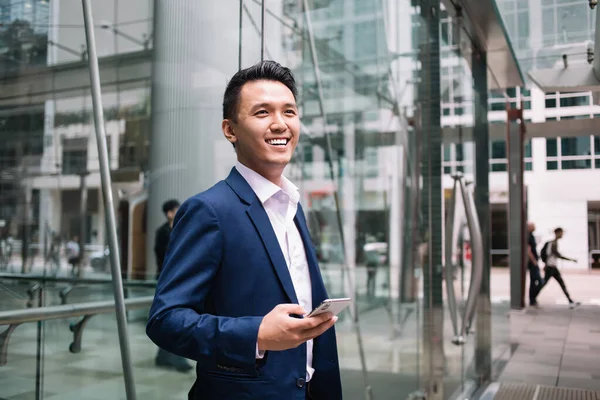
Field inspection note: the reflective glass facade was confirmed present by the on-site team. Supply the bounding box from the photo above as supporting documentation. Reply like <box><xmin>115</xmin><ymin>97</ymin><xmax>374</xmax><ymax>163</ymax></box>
<box><xmin>0</xmin><ymin>1</ymin><xmax>513</xmax><ymax>399</ymax></box>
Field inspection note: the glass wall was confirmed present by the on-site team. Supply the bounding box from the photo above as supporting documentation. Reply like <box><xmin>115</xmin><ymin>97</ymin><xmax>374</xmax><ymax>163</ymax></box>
<box><xmin>0</xmin><ymin>1</ymin><xmax>505</xmax><ymax>399</ymax></box>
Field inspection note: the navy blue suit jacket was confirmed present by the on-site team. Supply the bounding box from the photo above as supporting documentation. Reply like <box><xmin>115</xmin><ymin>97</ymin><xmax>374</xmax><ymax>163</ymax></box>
<box><xmin>147</xmin><ymin>168</ymin><xmax>342</xmax><ymax>400</ymax></box>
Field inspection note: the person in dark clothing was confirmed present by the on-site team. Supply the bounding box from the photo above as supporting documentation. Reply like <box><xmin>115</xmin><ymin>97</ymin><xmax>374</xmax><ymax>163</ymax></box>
<box><xmin>154</xmin><ymin>199</ymin><xmax>193</xmax><ymax>372</ymax></box>
<box><xmin>527</xmin><ymin>222</ymin><xmax>544</xmax><ymax>307</ymax></box>
<box><xmin>154</xmin><ymin>199</ymin><xmax>180</xmax><ymax>279</ymax></box>
<box><xmin>542</xmin><ymin>227</ymin><xmax>581</xmax><ymax>309</ymax></box>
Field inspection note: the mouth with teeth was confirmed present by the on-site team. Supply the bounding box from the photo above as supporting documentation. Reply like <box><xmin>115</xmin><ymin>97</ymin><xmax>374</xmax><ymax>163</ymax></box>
<box><xmin>265</xmin><ymin>138</ymin><xmax>290</xmax><ymax>147</ymax></box>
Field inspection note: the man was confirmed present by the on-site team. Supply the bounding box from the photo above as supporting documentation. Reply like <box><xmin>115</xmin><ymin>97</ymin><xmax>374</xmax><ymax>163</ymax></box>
<box><xmin>542</xmin><ymin>227</ymin><xmax>580</xmax><ymax>309</ymax></box>
<box><xmin>147</xmin><ymin>61</ymin><xmax>342</xmax><ymax>399</ymax></box>
<box><xmin>65</xmin><ymin>235</ymin><xmax>80</xmax><ymax>277</ymax></box>
<box><xmin>154</xmin><ymin>199</ymin><xmax>180</xmax><ymax>279</ymax></box>
<box><xmin>153</xmin><ymin>199</ymin><xmax>193</xmax><ymax>372</ymax></box>
<box><xmin>527</xmin><ymin>222</ymin><xmax>543</xmax><ymax>307</ymax></box>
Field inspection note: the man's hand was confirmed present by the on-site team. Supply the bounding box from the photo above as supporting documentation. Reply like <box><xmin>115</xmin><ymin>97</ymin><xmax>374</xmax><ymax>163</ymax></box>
<box><xmin>257</xmin><ymin>304</ymin><xmax>337</xmax><ymax>351</ymax></box>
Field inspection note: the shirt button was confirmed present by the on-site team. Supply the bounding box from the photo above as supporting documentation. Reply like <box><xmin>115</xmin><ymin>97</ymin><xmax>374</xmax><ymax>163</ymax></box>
<box><xmin>296</xmin><ymin>377</ymin><xmax>305</xmax><ymax>388</ymax></box>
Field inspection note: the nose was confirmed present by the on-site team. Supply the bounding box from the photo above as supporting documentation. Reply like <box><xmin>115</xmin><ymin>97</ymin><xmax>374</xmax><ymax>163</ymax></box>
<box><xmin>270</xmin><ymin>113</ymin><xmax>287</xmax><ymax>133</ymax></box>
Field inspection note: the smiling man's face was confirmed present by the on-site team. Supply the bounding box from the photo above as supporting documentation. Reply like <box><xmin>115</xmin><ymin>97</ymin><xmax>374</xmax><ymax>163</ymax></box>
<box><xmin>222</xmin><ymin>80</ymin><xmax>300</xmax><ymax>186</ymax></box>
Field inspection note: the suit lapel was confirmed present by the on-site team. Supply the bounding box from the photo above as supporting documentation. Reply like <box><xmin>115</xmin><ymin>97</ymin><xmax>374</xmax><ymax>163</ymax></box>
<box><xmin>225</xmin><ymin>168</ymin><xmax>299</xmax><ymax>304</ymax></box>
<box><xmin>294</xmin><ymin>204</ymin><xmax>328</xmax><ymax>305</ymax></box>
<box><xmin>246</xmin><ymin>203</ymin><xmax>299</xmax><ymax>304</ymax></box>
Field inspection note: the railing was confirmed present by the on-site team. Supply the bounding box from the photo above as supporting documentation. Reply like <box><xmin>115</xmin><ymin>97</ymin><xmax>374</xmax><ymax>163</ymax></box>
<box><xmin>0</xmin><ymin>273</ymin><xmax>157</xmax><ymax>306</ymax></box>
<box><xmin>0</xmin><ymin>296</ymin><xmax>153</xmax><ymax>366</ymax></box>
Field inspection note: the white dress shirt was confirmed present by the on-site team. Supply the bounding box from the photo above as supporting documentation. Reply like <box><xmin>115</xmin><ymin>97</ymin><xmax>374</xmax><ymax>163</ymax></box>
<box><xmin>235</xmin><ymin>162</ymin><xmax>314</xmax><ymax>381</ymax></box>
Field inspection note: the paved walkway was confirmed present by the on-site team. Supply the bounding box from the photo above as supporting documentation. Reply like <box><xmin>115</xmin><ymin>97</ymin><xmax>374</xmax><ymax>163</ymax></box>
<box><xmin>498</xmin><ymin>303</ymin><xmax>600</xmax><ymax>392</ymax></box>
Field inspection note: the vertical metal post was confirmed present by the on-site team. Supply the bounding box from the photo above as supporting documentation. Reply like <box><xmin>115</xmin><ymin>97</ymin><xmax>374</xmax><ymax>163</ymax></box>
<box><xmin>473</xmin><ymin>48</ymin><xmax>492</xmax><ymax>381</ymax></box>
<box><xmin>238</xmin><ymin>0</ymin><xmax>244</xmax><ymax>70</ymax></box>
<box><xmin>418</xmin><ymin>0</ymin><xmax>444</xmax><ymax>398</ymax></box>
<box><xmin>81</xmin><ymin>1</ymin><xmax>137</xmax><ymax>399</ymax></box>
<box><xmin>260</xmin><ymin>0</ymin><xmax>266</xmax><ymax>61</ymax></box>
<box><xmin>444</xmin><ymin>178</ymin><xmax>460</xmax><ymax>340</ymax></box>
<box><xmin>79</xmin><ymin>170</ymin><xmax>88</xmax><ymax>277</ymax></box>
<box><xmin>34</xmin><ymin>286</ymin><xmax>44</xmax><ymax>400</ymax></box>
<box><xmin>507</xmin><ymin>106</ymin><xmax>525</xmax><ymax>310</ymax></box>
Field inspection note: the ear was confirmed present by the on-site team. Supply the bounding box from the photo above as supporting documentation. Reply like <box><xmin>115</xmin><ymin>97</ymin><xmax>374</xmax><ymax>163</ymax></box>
<box><xmin>222</xmin><ymin>119</ymin><xmax>237</xmax><ymax>145</ymax></box>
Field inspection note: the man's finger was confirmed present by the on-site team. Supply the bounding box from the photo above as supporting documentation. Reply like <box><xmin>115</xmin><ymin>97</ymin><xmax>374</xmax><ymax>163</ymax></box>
<box><xmin>298</xmin><ymin>312</ymin><xmax>334</xmax><ymax>330</ymax></box>
<box><xmin>302</xmin><ymin>316</ymin><xmax>337</xmax><ymax>340</ymax></box>
<box><xmin>276</xmin><ymin>303</ymin><xmax>307</xmax><ymax>315</ymax></box>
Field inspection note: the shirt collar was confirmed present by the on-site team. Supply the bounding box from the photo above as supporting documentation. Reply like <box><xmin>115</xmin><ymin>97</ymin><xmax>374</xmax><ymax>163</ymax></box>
<box><xmin>235</xmin><ymin>161</ymin><xmax>299</xmax><ymax>205</ymax></box>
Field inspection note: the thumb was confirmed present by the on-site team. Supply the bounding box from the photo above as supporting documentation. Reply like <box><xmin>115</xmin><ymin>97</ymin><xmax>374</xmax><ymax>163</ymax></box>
<box><xmin>277</xmin><ymin>303</ymin><xmax>307</xmax><ymax>315</ymax></box>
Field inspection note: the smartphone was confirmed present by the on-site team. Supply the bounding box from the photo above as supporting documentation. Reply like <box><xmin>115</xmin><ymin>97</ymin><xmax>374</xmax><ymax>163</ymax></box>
<box><xmin>306</xmin><ymin>298</ymin><xmax>352</xmax><ymax>318</ymax></box>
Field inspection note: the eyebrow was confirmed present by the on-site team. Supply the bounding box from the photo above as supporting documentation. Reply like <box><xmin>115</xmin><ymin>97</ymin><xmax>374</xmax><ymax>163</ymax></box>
<box><xmin>250</xmin><ymin>102</ymin><xmax>297</xmax><ymax>111</ymax></box>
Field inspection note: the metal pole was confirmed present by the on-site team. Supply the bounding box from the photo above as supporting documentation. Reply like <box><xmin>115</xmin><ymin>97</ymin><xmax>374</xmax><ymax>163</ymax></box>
<box><xmin>507</xmin><ymin>106</ymin><xmax>525</xmax><ymax>311</ymax></box>
<box><xmin>260</xmin><ymin>0</ymin><xmax>266</xmax><ymax>61</ymax></box>
<box><xmin>473</xmin><ymin>47</ymin><xmax>492</xmax><ymax>382</ymax></box>
<box><xmin>81</xmin><ymin>1</ymin><xmax>137</xmax><ymax>398</ymax></box>
<box><xmin>238</xmin><ymin>0</ymin><xmax>244</xmax><ymax>70</ymax></box>
<box><xmin>458</xmin><ymin>179</ymin><xmax>483</xmax><ymax>335</ymax></box>
<box><xmin>444</xmin><ymin>178</ymin><xmax>460</xmax><ymax>341</ymax></box>
<box><xmin>79</xmin><ymin>171</ymin><xmax>88</xmax><ymax>278</ymax></box>
<box><xmin>34</xmin><ymin>286</ymin><xmax>44</xmax><ymax>400</ymax></box>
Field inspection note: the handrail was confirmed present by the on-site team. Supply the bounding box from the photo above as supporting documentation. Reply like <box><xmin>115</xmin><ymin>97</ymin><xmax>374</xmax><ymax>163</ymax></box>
<box><xmin>444</xmin><ymin>178</ymin><xmax>460</xmax><ymax>340</ymax></box>
<box><xmin>444</xmin><ymin>175</ymin><xmax>484</xmax><ymax>345</ymax></box>
<box><xmin>459</xmin><ymin>178</ymin><xmax>484</xmax><ymax>338</ymax></box>
<box><xmin>0</xmin><ymin>273</ymin><xmax>157</xmax><ymax>288</ymax></box>
<box><xmin>0</xmin><ymin>296</ymin><xmax>153</xmax><ymax>366</ymax></box>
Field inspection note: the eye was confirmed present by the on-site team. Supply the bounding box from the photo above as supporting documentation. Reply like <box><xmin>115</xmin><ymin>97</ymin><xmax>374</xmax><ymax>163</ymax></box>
<box><xmin>285</xmin><ymin>109</ymin><xmax>297</xmax><ymax>115</ymax></box>
<box><xmin>255</xmin><ymin>110</ymin><xmax>268</xmax><ymax>116</ymax></box>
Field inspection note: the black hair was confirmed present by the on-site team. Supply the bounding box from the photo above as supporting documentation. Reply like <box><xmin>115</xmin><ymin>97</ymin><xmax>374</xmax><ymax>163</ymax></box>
<box><xmin>555</xmin><ymin>227</ymin><xmax>564</xmax><ymax>234</ymax></box>
<box><xmin>162</xmin><ymin>199</ymin><xmax>180</xmax><ymax>215</ymax></box>
<box><xmin>222</xmin><ymin>60</ymin><xmax>298</xmax><ymax>121</ymax></box>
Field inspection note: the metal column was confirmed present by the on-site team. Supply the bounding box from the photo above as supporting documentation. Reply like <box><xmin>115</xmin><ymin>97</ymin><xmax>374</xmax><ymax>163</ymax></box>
<box><xmin>81</xmin><ymin>1</ymin><xmax>137</xmax><ymax>398</ymax></box>
<box><xmin>507</xmin><ymin>106</ymin><xmax>526</xmax><ymax>310</ymax></box>
<box><xmin>418</xmin><ymin>0</ymin><xmax>444</xmax><ymax>398</ymax></box>
<box><xmin>473</xmin><ymin>48</ymin><xmax>492</xmax><ymax>381</ymax></box>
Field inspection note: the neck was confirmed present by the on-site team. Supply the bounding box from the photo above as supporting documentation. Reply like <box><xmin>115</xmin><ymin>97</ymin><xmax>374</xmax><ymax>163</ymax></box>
<box><xmin>238</xmin><ymin>160</ymin><xmax>285</xmax><ymax>187</ymax></box>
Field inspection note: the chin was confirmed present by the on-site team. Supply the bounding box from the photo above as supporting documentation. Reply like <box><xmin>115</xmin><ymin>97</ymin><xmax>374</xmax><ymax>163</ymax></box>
<box><xmin>266</xmin><ymin>155</ymin><xmax>293</xmax><ymax>167</ymax></box>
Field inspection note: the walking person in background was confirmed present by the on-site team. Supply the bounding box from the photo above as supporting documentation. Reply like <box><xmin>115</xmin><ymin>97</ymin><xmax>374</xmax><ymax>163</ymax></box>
<box><xmin>65</xmin><ymin>235</ymin><xmax>80</xmax><ymax>277</ymax></box>
<box><xmin>540</xmin><ymin>227</ymin><xmax>581</xmax><ymax>309</ymax></box>
<box><xmin>153</xmin><ymin>199</ymin><xmax>193</xmax><ymax>372</ymax></box>
<box><xmin>527</xmin><ymin>222</ymin><xmax>544</xmax><ymax>308</ymax></box>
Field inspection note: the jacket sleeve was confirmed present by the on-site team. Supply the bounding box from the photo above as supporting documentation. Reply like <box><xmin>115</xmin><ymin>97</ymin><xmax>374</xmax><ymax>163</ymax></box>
<box><xmin>146</xmin><ymin>196</ymin><xmax>263</xmax><ymax>374</ymax></box>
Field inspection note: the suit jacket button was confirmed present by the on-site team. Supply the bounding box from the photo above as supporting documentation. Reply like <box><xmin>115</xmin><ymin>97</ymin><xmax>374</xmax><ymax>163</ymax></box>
<box><xmin>296</xmin><ymin>378</ymin><xmax>305</xmax><ymax>388</ymax></box>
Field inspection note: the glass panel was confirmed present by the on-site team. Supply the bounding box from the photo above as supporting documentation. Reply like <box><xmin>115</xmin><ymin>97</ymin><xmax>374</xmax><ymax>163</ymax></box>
<box><xmin>562</xmin><ymin>159</ymin><xmax>592</xmax><ymax>169</ymax></box>
<box><xmin>0</xmin><ymin>0</ymin><xmax>513</xmax><ymax>398</ymax></box>
<box><xmin>545</xmin><ymin>97</ymin><xmax>557</xmax><ymax>108</ymax></box>
<box><xmin>547</xmin><ymin>161</ymin><xmax>559</xmax><ymax>170</ymax></box>
<box><xmin>444</xmin><ymin>144</ymin><xmax>452</xmax><ymax>161</ymax></box>
<box><xmin>490</xmin><ymin>140</ymin><xmax>507</xmax><ymax>159</ymax></box>
<box><xmin>546</xmin><ymin>138</ymin><xmax>558</xmax><ymax>157</ymax></box>
<box><xmin>559</xmin><ymin>95</ymin><xmax>590</xmax><ymax>107</ymax></box>
<box><xmin>491</xmin><ymin>163</ymin><xmax>508</xmax><ymax>172</ymax></box>
<box><xmin>595</xmin><ymin>136</ymin><xmax>600</xmax><ymax>155</ymax></box>
<box><xmin>490</xmin><ymin>102</ymin><xmax>505</xmax><ymax>111</ymax></box>
<box><xmin>561</xmin><ymin>137</ymin><xmax>591</xmax><ymax>156</ymax></box>
<box><xmin>271</xmin><ymin>0</ymin><xmax>422</xmax><ymax>398</ymax></box>
<box><xmin>525</xmin><ymin>140</ymin><xmax>532</xmax><ymax>158</ymax></box>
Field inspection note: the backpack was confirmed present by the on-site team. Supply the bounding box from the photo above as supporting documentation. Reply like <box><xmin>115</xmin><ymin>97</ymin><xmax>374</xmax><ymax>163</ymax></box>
<box><xmin>540</xmin><ymin>241</ymin><xmax>551</xmax><ymax>263</ymax></box>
